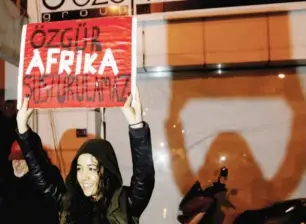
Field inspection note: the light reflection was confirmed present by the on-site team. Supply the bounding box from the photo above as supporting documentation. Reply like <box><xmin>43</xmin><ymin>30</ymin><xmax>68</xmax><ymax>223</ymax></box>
<box><xmin>171</xmin><ymin>148</ymin><xmax>186</xmax><ymax>159</ymax></box>
<box><xmin>162</xmin><ymin>208</ymin><xmax>167</xmax><ymax>219</ymax></box>
<box><xmin>285</xmin><ymin>206</ymin><xmax>294</xmax><ymax>213</ymax></box>
<box><xmin>160</xmin><ymin>142</ymin><xmax>164</xmax><ymax>147</ymax></box>
<box><xmin>154</xmin><ymin>150</ymin><xmax>169</xmax><ymax>169</ymax></box>
<box><xmin>157</xmin><ymin>152</ymin><xmax>167</xmax><ymax>163</ymax></box>
<box><xmin>154</xmin><ymin>66</ymin><xmax>165</xmax><ymax>72</ymax></box>
<box><xmin>108</xmin><ymin>6</ymin><xmax>119</xmax><ymax>12</ymax></box>
<box><xmin>278</xmin><ymin>73</ymin><xmax>285</xmax><ymax>79</ymax></box>
<box><xmin>182</xmin><ymin>130</ymin><xmax>185</xmax><ymax>133</ymax></box>
<box><xmin>173</xmin><ymin>125</ymin><xmax>176</xmax><ymax>128</ymax></box>
<box><xmin>219</xmin><ymin>155</ymin><xmax>226</xmax><ymax>162</ymax></box>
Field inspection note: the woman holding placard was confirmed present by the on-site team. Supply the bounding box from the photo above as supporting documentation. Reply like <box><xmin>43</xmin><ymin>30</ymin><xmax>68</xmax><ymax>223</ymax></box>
<box><xmin>16</xmin><ymin>89</ymin><xmax>155</xmax><ymax>224</ymax></box>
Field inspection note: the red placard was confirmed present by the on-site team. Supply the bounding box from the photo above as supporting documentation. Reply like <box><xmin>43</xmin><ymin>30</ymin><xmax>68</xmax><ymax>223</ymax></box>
<box><xmin>17</xmin><ymin>16</ymin><xmax>137</xmax><ymax>109</ymax></box>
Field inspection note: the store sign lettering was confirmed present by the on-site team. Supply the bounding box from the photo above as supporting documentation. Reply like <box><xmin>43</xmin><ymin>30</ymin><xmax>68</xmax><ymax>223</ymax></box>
<box><xmin>42</xmin><ymin>0</ymin><xmax>125</xmax><ymax>11</ymax></box>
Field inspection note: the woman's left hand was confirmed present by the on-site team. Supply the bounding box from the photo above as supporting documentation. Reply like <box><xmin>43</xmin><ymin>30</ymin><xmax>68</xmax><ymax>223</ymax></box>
<box><xmin>17</xmin><ymin>96</ymin><xmax>34</xmax><ymax>134</ymax></box>
<box><xmin>121</xmin><ymin>87</ymin><xmax>143</xmax><ymax>129</ymax></box>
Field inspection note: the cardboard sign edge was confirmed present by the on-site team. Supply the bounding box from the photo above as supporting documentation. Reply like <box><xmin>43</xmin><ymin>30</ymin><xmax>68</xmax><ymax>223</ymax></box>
<box><xmin>131</xmin><ymin>16</ymin><xmax>138</xmax><ymax>107</ymax></box>
<box><xmin>17</xmin><ymin>24</ymin><xmax>28</xmax><ymax>110</ymax></box>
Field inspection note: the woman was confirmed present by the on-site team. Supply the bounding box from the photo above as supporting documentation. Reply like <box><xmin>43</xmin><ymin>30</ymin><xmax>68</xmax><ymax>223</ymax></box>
<box><xmin>16</xmin><ymin>90</ymin><xmax>155</xmax><ymax>224</ymax></box>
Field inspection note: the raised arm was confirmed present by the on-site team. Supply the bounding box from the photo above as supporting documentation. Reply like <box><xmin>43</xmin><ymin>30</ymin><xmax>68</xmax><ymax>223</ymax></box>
<box><xmin>120</xmin><ymin>88</ymin><xmax>155</xmax><ymax>217</ymax></box>
<box><xmin>128</xmin><ymin>122</ymin><xmax>155</xmax><ymax>217</ymax></box>
<box><xmin>16</xmin><ymin>96</ymin><xmax>66</xmax><ymax>210</ymax></box>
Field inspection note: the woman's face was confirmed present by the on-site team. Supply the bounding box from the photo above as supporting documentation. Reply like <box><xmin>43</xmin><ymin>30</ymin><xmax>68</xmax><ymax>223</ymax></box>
<box><xmin>77</xmin><ymin>153</ymin><xmax>103</xmax><ymax>198</ymax></box>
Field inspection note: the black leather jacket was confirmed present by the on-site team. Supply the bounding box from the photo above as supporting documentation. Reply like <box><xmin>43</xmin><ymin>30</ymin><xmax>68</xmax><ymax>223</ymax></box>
<box><xmin>17</xmin><ymin>129</ymin><xmax>66</xmax><ymax>211</ymax></box>
<box><xmin>17</xmin><ymin>122</ymin><xmax>155</xmax><ymax>221</ymax></box>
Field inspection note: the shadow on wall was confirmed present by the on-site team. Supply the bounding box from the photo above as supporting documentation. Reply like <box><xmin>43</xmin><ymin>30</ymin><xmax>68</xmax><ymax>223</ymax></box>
<box><xmin>46</xmin><ymin>129</ymin><xmax>96</xmax><ymax>178</ymax></box>
<box><xmin>165</xmin><ymin>71</ymin><xmax>306</xmax><ymax>224</ymax></box>
<box><xmin>165</xmin><ymin>11</ymin><xmax>306</xmax><ymax>224</ymax></box>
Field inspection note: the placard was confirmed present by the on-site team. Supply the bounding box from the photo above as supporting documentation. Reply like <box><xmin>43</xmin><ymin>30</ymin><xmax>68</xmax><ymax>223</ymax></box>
<box><xmin>17</xmin><ymin>16</ymin><xmax>137</xmax><ymax>109</ymax></box>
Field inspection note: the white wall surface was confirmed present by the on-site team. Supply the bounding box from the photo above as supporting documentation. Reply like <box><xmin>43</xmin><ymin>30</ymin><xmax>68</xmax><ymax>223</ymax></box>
<box><xmin>4</xmin><ymin>61</ymin><xmax>18</xmax><ymax>100</ymax></box>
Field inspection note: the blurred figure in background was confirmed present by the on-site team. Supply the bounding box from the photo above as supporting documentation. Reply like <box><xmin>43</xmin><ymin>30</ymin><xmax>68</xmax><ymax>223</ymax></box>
<box><xmin>1</xmin><ymin>140</ymin><xmax>64</xmax><ymax>224</ymax></box>
<box><xmin>0</xmin><ymin>100</ymin><xmax>18</xmax><ymax>217</ymax></box>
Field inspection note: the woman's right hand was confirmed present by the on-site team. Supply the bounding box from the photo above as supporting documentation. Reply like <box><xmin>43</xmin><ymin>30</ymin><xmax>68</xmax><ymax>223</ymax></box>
<box><xmin>121</xmin><ymin>87</ymin><xmax>143</xmax><ymax>129</ymax></box>
<box><xmin>17</xmin><ymin>96</ymin><xmax>34</xmax><ymax>134</ymax></box>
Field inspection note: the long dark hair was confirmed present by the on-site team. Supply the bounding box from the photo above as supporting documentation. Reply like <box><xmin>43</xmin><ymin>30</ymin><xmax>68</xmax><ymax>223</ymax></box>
<box><xmin>63</xmin><ymin>159</ymin><xmax>116</xmax><ymax>222</ymax></box>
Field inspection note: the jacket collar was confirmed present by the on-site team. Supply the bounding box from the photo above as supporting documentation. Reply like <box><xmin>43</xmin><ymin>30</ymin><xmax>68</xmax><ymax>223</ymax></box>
<box><xmin>107</xmin><ymin>187</ymin><xmax>122</xmax><ymax>216</ymax></box>
<box><xmin>106</xmin><ymin>187</ymin><xmax>130</xmax><ymax>224</ymax></box>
